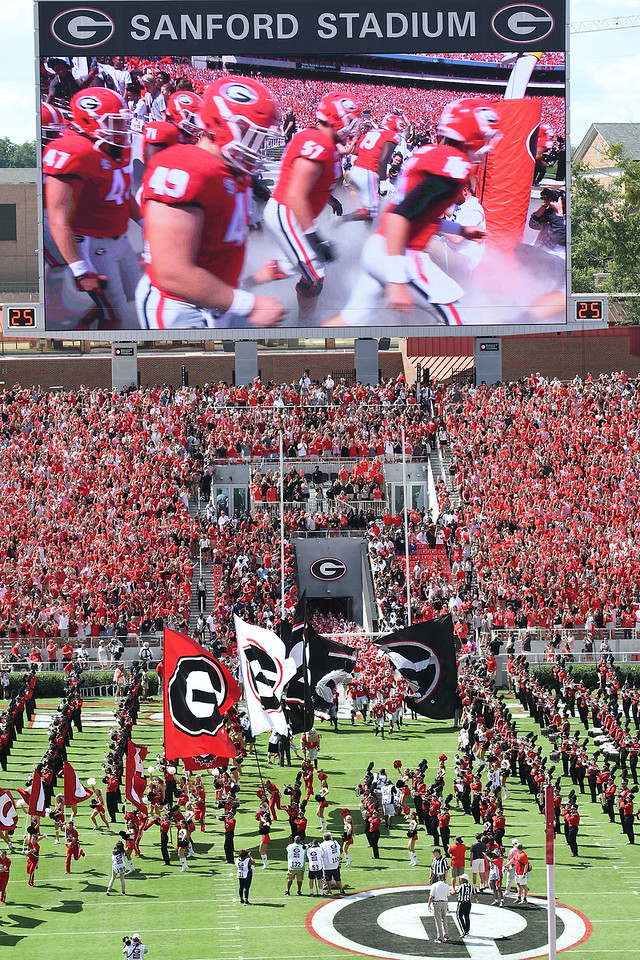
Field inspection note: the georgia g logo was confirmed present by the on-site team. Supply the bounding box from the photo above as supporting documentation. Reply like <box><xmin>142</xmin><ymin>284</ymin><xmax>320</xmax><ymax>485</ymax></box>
<box><xmin>167</xmin><ymin>656</ymin><xmax>228</xmax><ymax>737</ymax></box>
<box><xmin>243</xmin><ymin>642</ymin><xmax>283</xmax><ymax>712</ymax></box>
<box><xmin>50</xmin><ymin>8</ymin><xmax>115</xmax><ymax>48</ymax></box>
<box><xmin>491</xmin><ymin>4</ymin><xmax>554</xmax><ymax>44</ymax></box>
<box><xmin>310</xmin><ymin>558</ymin><xmax>347</xmax><ymax>582</ymax></box>
<box><xmin>220</xmin><ymin>82</ymin><xmax>259</xmax><ymax>105</ymax></box>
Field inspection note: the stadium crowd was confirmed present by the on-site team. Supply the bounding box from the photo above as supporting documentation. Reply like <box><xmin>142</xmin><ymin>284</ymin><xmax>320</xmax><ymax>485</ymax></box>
<box><xmin>42</xmin><ymin>55</ymin><xmax>565</xmax><ymax>148</ymax></box>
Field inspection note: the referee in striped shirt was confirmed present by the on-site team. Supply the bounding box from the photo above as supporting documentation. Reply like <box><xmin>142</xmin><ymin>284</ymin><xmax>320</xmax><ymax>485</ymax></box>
<box><xmin>429</xmin><ymin>848</ymin><xmax>450</xmax><ymax>884</ymax></box>
<box><xmin>455</xmin><ymin>874</ymin><xmax>479</xmax><ymax>937</ymax></box>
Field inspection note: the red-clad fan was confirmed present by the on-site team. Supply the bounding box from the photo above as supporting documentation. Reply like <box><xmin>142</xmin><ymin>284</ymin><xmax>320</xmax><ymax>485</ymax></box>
<box><xmin>254</xmin><ymin>90</ymin><xmax>361</xmax><ymax>311</ymax></box>
<box><xmin>142</xmin><ymin>90</ymin><xmax>203</xmax><ymax>163</ymax></box>
<box><xmin>328</xmin><ymin>98</ymin><xmax>500</xmax><ymax>327</ymax></box>
<box><xmin>43</xmin><ymin>87</ymin><xmax>142</xmax><ymax>327</ymax></box>
<box><xmin>346</xmin><ymin>113</ymin><xmax>405</xmax><ymax>222</ymax></box>
<box><xmin>137</xmin><ymin>76</ymin><xmax>285</xmax><ymax>331</ymax></box>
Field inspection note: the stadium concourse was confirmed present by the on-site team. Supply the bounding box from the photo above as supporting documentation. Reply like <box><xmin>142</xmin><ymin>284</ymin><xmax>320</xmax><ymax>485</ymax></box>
<box><xmin>0</xmin><ymin>372</ymin><xmax>638</xmax><ymax>959</ymax></box>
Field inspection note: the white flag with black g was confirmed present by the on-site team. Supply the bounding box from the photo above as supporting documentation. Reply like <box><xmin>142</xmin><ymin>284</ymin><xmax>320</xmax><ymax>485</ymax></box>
<box><xmin>234</xmin><ymin>615</ymin><xmax>297</xmax><ymax>736</ymax></box>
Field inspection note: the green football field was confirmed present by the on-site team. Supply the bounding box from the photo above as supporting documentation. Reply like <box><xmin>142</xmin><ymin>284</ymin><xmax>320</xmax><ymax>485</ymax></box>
<box><xmin>1</xmin><ymin>695</ymin><xmax>634</xmax><ymax>960</ymax></box>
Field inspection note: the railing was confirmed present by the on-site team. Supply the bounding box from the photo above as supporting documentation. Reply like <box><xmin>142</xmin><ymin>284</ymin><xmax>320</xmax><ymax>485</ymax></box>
<box><xmin>252</xmin><ymin>499</ymin><xmax>385</xmax><ymax>519</ymax></box>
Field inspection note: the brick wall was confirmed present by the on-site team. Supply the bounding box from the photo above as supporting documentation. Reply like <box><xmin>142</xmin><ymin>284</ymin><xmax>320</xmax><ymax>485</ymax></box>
<box><xmin>0</xmin><ymin>350</ymin><xmax>404</xmax><ymax>391</ymax></box>
<box><xmin>502</xmin><ymin>329</ymin><xmax>640</xmax><ymax>381</ymax></box>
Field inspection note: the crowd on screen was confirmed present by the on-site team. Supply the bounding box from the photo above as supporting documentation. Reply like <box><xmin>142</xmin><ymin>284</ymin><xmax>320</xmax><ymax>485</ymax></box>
<box><xmin>41</xmin><ymin>55</ymin><xmax>565</xmax><ymax>149</ymax></box>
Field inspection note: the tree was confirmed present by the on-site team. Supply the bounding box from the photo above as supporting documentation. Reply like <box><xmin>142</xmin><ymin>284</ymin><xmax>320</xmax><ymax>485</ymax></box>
<box><xmin>571</xmin><ymin>146</ymin><xmax>640</xmax><ymax>323</ymax></box>
<box><xmin>0</xmin><ymin>138</ymin><xmax>37</xmax><ymax>168</ymax></box>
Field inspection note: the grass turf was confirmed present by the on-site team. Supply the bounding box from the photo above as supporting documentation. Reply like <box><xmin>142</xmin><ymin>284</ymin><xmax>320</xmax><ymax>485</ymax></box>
<box><xmin>1</xmin><ymin>695</ymin><xmax>635</xmax><ymax>959</ymax></box>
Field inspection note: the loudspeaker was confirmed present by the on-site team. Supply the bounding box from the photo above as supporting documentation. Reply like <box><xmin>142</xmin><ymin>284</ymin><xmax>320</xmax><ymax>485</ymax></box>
<box><xmin>222</xmin><ymin>340</ymin><xmax>234</xmax><ymax>352</ymax></box>
<box><xmin>378</xmin><ymin>337</ymin><xmax>391</xmax><ymax>350</ymax></box>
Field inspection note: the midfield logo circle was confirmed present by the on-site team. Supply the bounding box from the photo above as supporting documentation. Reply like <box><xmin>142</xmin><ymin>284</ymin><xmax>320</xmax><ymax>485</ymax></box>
<box><xmin>307</xmin><ymin>886</ymin><xmax>591</xmax><ymax>960</ymax></box>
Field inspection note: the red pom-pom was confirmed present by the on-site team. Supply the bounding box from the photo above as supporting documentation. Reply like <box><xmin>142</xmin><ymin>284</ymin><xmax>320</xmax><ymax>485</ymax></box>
<box><xmin>341</xmin><ymin>808</ymin><xmax>351</xmax><ymax>817</ymax></box>
<box><xmin>256</xmin><ymin>789</ymin><xmax>265</xmax><ymax>799</ymax></box>
<box><xmin>393</xmin><ymin>759</ymin><xmax>402</xmax><ymax>769</ymax></box>
<box><xmin>439</xmin><ymin>754</ymin><xmax>448</xmax><ymax>762</ymax></box>
<box><xmin>403</xmin><ymin>805</ymin><xmax>410</xmax><ymax>815</ymax></box>
<box><xmin>318</xmin><ymin>771</ymin><xmax>328</xmax><ymax>781</ymax></box>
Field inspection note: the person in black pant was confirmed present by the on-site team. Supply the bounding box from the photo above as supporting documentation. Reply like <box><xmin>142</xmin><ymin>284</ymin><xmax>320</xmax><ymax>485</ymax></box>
<box><xmin>157</xmin><ymin>813</ymin><xmax>171</xmax><ymax>865</ymax></box>
<box><xmin>367</xmin><ymin>811</ymin><xmax>381</xmax><ymax>859</ymax></box>
<box><xmin>236</xmin><ymin>849</ymin><xmax>254</xmax><ymax>904</ymax></box>
<box><xmin>223</xmin><ymin>810</ymin><xmax>236</xmax><ymax>864</ymax></box>
<box><xmin>455</xmin><ymin>875</ymin><xmax>478</xmax><ymax>938</ymax></box>
<box><xmin>278</xmin><ymin>732</ymin><xmax>292</xmax><ymax>767</ymax></box>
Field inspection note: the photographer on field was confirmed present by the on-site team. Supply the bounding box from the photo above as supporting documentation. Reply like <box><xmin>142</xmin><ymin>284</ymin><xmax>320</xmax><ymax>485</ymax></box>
<box><xmin>123</xmin><ymin>933</ymin><xmax>147</xmax><ymax>958</ymax></box>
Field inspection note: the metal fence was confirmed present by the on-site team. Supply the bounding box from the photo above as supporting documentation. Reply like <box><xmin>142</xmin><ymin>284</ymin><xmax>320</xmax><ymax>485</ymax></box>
<box><xmin>253</xmin><ymin>499</ymin><xmax>385</xmax><ymax>519</ymax></box>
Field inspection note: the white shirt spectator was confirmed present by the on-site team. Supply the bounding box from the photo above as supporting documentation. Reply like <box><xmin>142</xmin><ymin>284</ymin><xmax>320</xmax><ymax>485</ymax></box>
<box><xmin>320</xmin><ymin>837</ymin><xmax>341</xmax><ymax>870</ymax></box>
<box><xmin>286</xmin><ymin>841</ymin><xmax>306</xmax><ymax>870</ymax></box>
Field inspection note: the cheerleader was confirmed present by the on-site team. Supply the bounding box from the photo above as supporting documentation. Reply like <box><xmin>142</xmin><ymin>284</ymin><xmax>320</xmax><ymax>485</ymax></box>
<box><xmin>183</xmin><ymin>809</ymin><xmax>196</xmax><ymax>857</ymax></box>
<box><xmin>176</xmin><ymin>820</ymin><xmax>190</xmax><ymax>872</ymax></box>
<box><xmin>407</xmin><ymin>811</ymin><xmax>419</xmax><ymax>866</ymax></box>
<box><xmin>26</xmin><ymin>824</ymin><xmax>42</xmax><ymax>887</ymax></box>
<box><xmin>342</xmin><ymin>811</ymin><xmax>354</xmax><ymax>866</ymax></box>
<box><xmin>316</xmin><ymin>786</ymin><xmax>330</xmax><ymax>832</ymax></box>
<box><xmin>90</xmin><ymin>787</ymin><xmax>110</xmax><ymax>830</ymax></box>
<box><xmin>258</xmin><ymin>810</ymin><xmax>271</xmax><ymax>868</ymax></box>
<box><xmin>123</xmin><ymin>820</ymin><xmax>137</xmax><ymax>872</ymax></box>
<box><xmin>51</xmin><ymin>793</ymin><xmax>65</xmax><ymax>843</ymax></box>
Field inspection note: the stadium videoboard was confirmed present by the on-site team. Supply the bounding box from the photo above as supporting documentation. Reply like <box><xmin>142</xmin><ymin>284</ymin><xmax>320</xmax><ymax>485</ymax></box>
<box><xmin>35</xmin><ymin>0</ymin><xmax>568</xmax><ymax>340</ymax></box>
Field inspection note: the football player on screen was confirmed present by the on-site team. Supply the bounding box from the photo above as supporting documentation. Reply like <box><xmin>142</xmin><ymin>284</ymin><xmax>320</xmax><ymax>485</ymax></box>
<box><xmin>326</xmin><ymin>98</ymin><xmax>500</xmax><ymax>327</ymax></box>
<box><xmin>343</xmin><ymin>113</ymin><xmax>406</xmax><ymax>223</ymax></box>
<box><xmin>43</xmin><ymin>87</ymin><xmax>143</xmax><ymax>329</ymax></box>
<box><xmin>251</xmin><ymin>91</ymin><xmax>362</xmax><ymax>316</ymax></box>
<box><xmin>135</xmin><ymin>76</ymin><xmax>286</xmax><ymax>330</ymax></box>
<box><xmin>142</xmin><ymin>90</ymin><xmax>203</xmax><ymax>164</ymax></box>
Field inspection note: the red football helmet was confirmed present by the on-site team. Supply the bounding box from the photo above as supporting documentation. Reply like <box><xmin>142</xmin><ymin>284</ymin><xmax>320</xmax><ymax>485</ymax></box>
<box><xmin>41</xmin><ymin>102</ymin><xmax>67</xmax><ymax>144</ymax></box>
<box><xmin>166</xmin><ymin>91</ymin><xmax>203</xmax><ymax>139</ymax></box>
<box><xmin>381</xmin><ymin>113</ymin><xmax>407</xmax><ymax>135</ymax></box>
<box><xmin>316</xmin><ymin>91</ymin><xmax>362</xmax><ymax>143</ymax></box>
<box><xmin>437</xmin><ymin>98</ymin><xmax>501</xmax><ymax>162</ymax></box>
<box><xmin>70</xmin><ymin>88</ymin><xmax>132</xmax><ymax>148</ymax></box>
<box><xmin>200</xmin><ymin>76</ymin><xmax>280</xmax><ymax>174</ymax></box>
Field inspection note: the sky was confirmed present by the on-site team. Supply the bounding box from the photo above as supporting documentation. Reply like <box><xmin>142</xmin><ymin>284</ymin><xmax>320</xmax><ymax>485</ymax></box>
<box><xmin>0</xmin><ymin>0</ymin><xmax>638</xmax><ymax>146</ymax></box>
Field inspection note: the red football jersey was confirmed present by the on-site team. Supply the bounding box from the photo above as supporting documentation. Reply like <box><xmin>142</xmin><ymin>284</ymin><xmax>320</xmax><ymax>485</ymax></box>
<box><xmin>353</xmin><ymin>128</ymin><xmax>399</xmax><ymax>173</ymax></box>
<box><xmin>141</xmin><ymin>143</ymin><xmax>251</xmax><ymax>293</ymax></box>
<box><xmin>272</xmin><ymin>127</ymin><xmax>341</xmax><ymax>219</ymax></box>
<box><xmin>143</xmin><ymin>120</ymin><xmax>180</xmax><ymax>149</ymax></box>
<box><xmin>42</xmin><ymin>131</ymin><xmax>131</xmax><ymax>238</ymax></box>
<box><xmin>379</xmin><ymin>143</ymin><xmax>472</xmax><ymax>251</ymax></box>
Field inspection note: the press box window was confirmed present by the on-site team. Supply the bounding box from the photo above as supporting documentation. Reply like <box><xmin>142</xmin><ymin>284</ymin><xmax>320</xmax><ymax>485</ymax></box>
<box><xmin>0</xmin><ymin>205</ymin><xmax>17</xmax><ymax>242</ymax></box>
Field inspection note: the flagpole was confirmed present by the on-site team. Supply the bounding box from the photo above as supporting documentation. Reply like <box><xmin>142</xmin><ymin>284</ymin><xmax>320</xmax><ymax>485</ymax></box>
<box><xmin>279</xmin><ymin>432</ymin><xmax>286</xmax><ymax>618</ymax></box>
<box><xmin>545</xmin><ymin>783</ymin><xmax>557</xmax><ymax>960</ymax></box>
<box><xmin>401</xmin><ymin>423</ymin><xmax>412</xmax><ymax>627</ymax></box>
<box><xmin>253</xmin><ymin>739</ymin><xmax>267</xmax><ymax>796</ymax></box>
